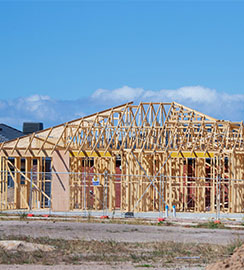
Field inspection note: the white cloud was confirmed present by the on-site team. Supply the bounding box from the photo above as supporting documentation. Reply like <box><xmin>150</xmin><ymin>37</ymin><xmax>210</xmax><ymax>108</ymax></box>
<box><xmin>91</xmin><ymin>85</ymin><xmax>244</xmax><ymax>121</ymax></box>
<box><xmin>92</xmin><ymin>85</ymin><xmax>220</xmax><ymax>104</ymax></box>
<box><xmin>91</xmin><ymin>86</ymin><xmax>144</xmax><ymax>103</ymax></box>
<box><xmin>0</xmin><ymin>86</ymin><xmax>243</xmax><ymax>130</ymax></box>
<box><xmin>0</xmin><ymin>95</ymin><xmax>85</xmax><ymax>129</ymax></box>
<box><xmin>0</xmin><ymin>101</ymin><xmax>6</xmax><ymax>110</ymax></box>
<box><xmin>26</xmin><ymin>95</ymin><xmax>50</xmax><ymax>102</ymax></box>
<box><xmin>163</xmin><ymin>86</ymin><xmax>218</xmax><ymax>103</ymax></box>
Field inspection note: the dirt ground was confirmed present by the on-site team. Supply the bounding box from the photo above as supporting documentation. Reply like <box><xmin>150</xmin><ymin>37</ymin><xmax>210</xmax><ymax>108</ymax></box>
<box><xmin>0</xmin><ymin>219</ymin><xmax>243</xmax><ymax>270</ymax></box>
<box><xmin>0</xmin><ymin>264</ymin><xmax>206</xmax><ymax>270</ymax></box>
<box><xmin>0</xmin><ymin>220</ymin><xmax>244</xmax><ymax>244</ymax></box>
<box><xmin>206</xmin><ymin>243</ymin><xmax>244</xmax><ymax>270</ymax></box>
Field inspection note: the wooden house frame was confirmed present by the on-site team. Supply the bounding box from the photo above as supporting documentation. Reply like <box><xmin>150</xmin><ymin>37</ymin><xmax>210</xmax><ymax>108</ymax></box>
<box><xmin>0</xmin><ymin>101</ymin><xmax>243</xmax><ymax>213</ymax></box>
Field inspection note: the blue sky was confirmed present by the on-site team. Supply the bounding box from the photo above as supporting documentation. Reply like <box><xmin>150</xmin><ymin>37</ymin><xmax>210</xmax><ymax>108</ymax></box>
<box><xmin>0</xmin><ymin>1</ymin><xmax>244</xmax><ymax>129</ymax></box>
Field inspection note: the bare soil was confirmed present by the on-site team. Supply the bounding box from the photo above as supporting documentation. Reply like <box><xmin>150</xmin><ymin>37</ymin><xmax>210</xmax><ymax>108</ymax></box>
<box><xmin>0</xmin><ymin>219</ymin><xmax>242</xmax><ymax>269</ymax></box>
<box><xmin>0</xmin><ymin>264</ymin><xmax>206</xmax><ymax>270</ymax></box>
<box><xmin>0</xmin><ymin>220</ymin><xmax>243</xmax><ymax>244</ymax></box>
<box><xmin>206</xmin><ymin>243</ymin><xmax>244</xmax><ymax>270</ymax></box>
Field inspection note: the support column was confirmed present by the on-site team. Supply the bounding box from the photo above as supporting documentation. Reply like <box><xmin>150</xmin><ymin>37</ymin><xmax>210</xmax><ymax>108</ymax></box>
<box><xmin>14</xmin><ymin>157</ymin><xmax>21</xmax><ymax>208</ymax></box>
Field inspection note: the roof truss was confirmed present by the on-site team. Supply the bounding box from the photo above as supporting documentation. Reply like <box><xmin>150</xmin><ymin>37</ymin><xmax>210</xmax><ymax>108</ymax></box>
<box><xmin>0</xmin><ymin>101</ymin><xmax>243</xmax><ymax>157</ymax></box>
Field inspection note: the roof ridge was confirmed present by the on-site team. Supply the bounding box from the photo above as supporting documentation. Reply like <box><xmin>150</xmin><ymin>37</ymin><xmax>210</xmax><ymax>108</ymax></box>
<box><xmin>0</xmin><ymin>123</ymin><xmax>23</xmax><ymax>133</ymax></box>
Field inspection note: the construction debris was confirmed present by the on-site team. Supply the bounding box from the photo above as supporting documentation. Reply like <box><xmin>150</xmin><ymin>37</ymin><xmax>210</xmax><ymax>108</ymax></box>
<box><xmin>0</xmin><ymin>240</ymin><xmax>55</xmax><ymax>252</ymax></box>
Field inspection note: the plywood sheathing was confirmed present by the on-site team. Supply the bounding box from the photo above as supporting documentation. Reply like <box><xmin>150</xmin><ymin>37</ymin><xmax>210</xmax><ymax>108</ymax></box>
<box><xmin>52</xmin><ymin>150</ymin><xmax>70</xmax><ymax>211</ymax></box>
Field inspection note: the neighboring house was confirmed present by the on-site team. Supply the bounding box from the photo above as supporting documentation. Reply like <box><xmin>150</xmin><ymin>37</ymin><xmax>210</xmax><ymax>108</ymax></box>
<box><xmin>0</xmin><ymin>123</ymin><xmax>44</xmax><ymax>199</ymax></box>
<box><xmin>0</xmin><ymin>124</ymin><xmax>24</xmax><ymax>143</ymax></box>
<box><xmin>0</xmin><ymin>124</ymin><xmax>24</xmax><ymax>191</ymax></box>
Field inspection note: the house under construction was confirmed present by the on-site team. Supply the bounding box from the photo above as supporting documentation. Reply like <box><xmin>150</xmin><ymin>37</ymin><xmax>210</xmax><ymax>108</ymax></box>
<box><xmin>0</xmin><ymin>102</ymin><xmax>243</xmax><ymax>213</ymax></box>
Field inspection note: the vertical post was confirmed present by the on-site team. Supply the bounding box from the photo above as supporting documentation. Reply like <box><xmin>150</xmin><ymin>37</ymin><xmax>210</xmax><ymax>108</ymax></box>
<box><xmin>162</xmin><ymin>174</ymin><xmax>165</xmax><ymax>213</ymax></box>
<box><xmin>216</xmin><ymin>175</ymin><xmax>218</xmax><ymax>220</ymax></box>
<box><xmin>165</xmin><ymin>205</ymin><xmax>169</xmax><ymax>218</ymax></box>
<box><xmin>218</xmin><ymin>175</ymin><xmax>221</xmax><ymax>220</ymax></box>
<box><xmin>84</xmin><ymin>167</ymin><xmax>86</xmax><ymax>216</ymax></box>
<box><xmin>103</xmin><ymin>170</ymin><xmax>108</xmax><ymax>216</ymax></box>
<box><xmin>29</xmin><ymin>169</ymin><xmax>33</xmax><ymax>211</ymax></box>
<box><xmin>169</xmin><ymin>158</ymin><xmax>172</xmax><ymax>210</ymax></box>
<box><xmin>159</xmin><ymin>174</ymin><xmax>162</xmax><ymax>214</ymax></box>
<box><xmin>4</xmin><ymin>160</ymin><xmax>6</xmax><ymax>209</ymax></box>
<box><xmin>106</xmin><ymin>171</ymin><xmax>108</xmax><ymax>215</ymax></box>
<box><xmin>172</xmin><ymin>205</ymin><xmax>176</xmax><ymax>217</ymax></box>
<box><xmin>216</xmin><ymin>174</ymin><xmax>221</xmax><ymax>220</ymax></box>
<box><xmin>0</xmin><ymin>158</ymin><xmax>2</xmax><ymax>211</ymax></box>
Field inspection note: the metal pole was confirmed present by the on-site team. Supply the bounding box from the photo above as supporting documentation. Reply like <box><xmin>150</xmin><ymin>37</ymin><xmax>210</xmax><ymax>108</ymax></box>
<box><xmin>103</xmin><ymin>170</ymin><xmax>108</xmax><ymax>216</ymax></box>
<box><xmin>49</xmin><ymin>170</ymin><xmax>52</xmax><ymax>214</ymax></box>
<box><xmin>165</xmin><ymin>205</ymin><xmax>169</xmax><ymax>218</ymax></box>
<box><xmin>218</xmin><ymin>175</ymin><xmax>221</xmax><ymax>220</ymax></box>
<box><xmin>84</xmin><ymin>170</ymin><xmax>86</xmax><ymax>216</ymax></box>
<box><xmin>162</xmin><ymin>174</ymin><xmax>165</xmax><ymax>213</ymax></box>
<box><xmin>103</xmin><ymin>172</ymin><xmax>104</xmax><ymax>216</ymax></box>
<box><xmin>216</xmin><ymin>175</ymin><xmax>219</xmax><ymax>220</ymax></box>
<box><xmin>159</xmin><ymin>174</ymin><xmax>162</xmax><ymax>214</ymax></box>
<box><xmin>216</xmin><ymin>175</ymin><xmax>218</xmax><ymax>220</ymax></box>
<box><xmin>106</xmin><ymin>171</ymin><xmax>108</xmax><ymax>215</ymax></box>
<box><xmin>49</xmin><ymin>172</ymin><xmax>52</xmax><ymax>215</ymax></box>
<box><xmin>173</xmin><ymin>205</ymin><xmax>176</xmax><ymax>218</ymax></box>
<box><xmin>29</xmin><ymin>169</ymin><xmax>33</xmax><ymax>211</ymax></box>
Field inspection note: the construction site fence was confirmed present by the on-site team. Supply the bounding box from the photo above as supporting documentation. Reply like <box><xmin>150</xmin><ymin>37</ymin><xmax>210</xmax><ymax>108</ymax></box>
<box><xmin>0</xmin><ymin>170</ymin><xmax>244</xmax><ymax>219</ymax></box>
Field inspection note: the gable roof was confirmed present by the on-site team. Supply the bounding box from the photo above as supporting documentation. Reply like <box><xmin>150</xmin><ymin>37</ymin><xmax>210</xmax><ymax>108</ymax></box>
<box><xmin>0</xmin><ymin>101</ymin><xmax>243</xmax><ymax>157</ymax></box>
<box><xmin>0</xmin><ymin>124</ymin><xmax>24</xmax><ymax>143</ymax></box>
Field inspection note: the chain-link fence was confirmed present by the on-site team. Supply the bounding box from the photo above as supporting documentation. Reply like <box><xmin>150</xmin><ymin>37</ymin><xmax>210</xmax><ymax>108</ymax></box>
<box><xmin>1</xmin><ymin>169</ymin><xmax>244</xmax><ymax>219</ymax></box>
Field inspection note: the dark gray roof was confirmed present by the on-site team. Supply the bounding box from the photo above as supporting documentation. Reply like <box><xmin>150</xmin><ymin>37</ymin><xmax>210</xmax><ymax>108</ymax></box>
<box><xmin>0</xmin><ymin>124</ymin><xmax>24</xmax><ymax>143</ymax></box>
